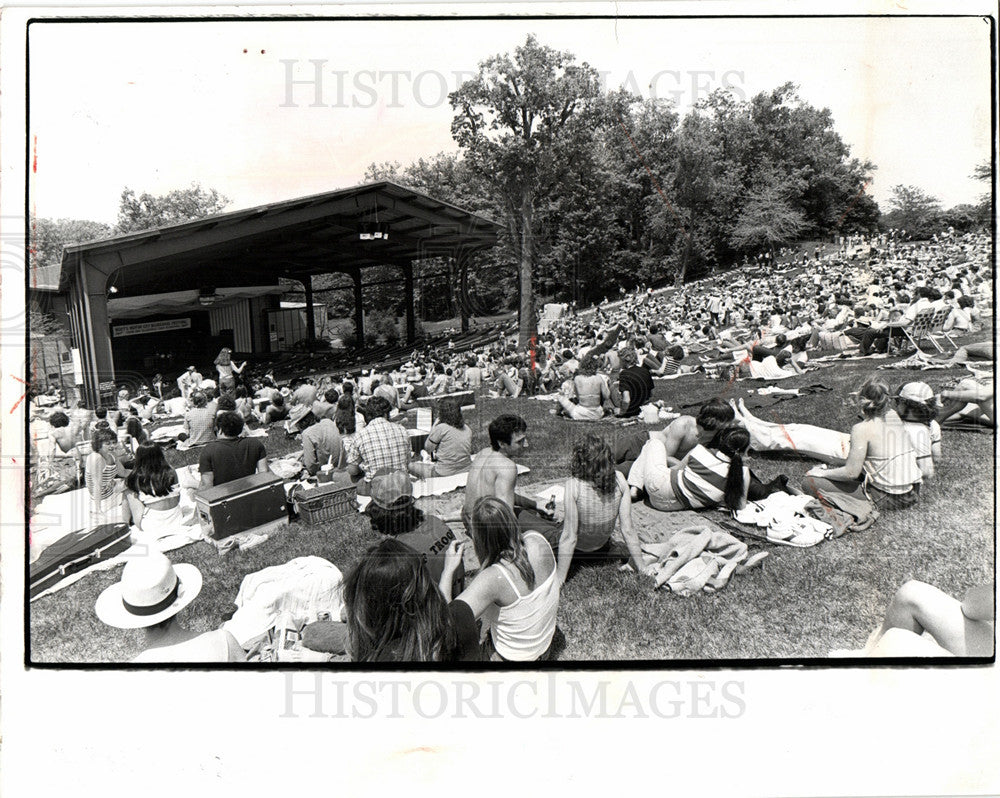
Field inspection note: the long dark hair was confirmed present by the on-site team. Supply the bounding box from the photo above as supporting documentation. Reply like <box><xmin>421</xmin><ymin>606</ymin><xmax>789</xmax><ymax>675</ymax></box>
<box><xmin>342</xmin><ymin>538</ymin><xmax>458</xmax><ymax>662</ymax></box>
<box><xmin>125</xmin><ymin>416</ymin><xmax>147</xmax><ymax>446</ymax></box>
<box><xmin>125</xmin><ymin>442</ymin><xmax>177</xmax><ymax>497</ymax></box>
<box><xmin>570</xmin><ymin>433</ymin><xmax>617</xmax><ymax>496</ymax></box>
<box><xmin>334</xmin><ymin>406</ymin><xmax>356</xmax><ymax>435</ymax></box>
<box><xmin>365</xmin><ymin>497</ymin><xmax>425</xmax><ymax>536</ymax></box>
<box><xmin>470</xmin><ymin>497</ymin><xmax>535</xmax><ymax>590</ymax></box>
<box><xmin>708</xmin><ymin>425</ymin><xmax>751</xmax><ymax>510</ymax></box>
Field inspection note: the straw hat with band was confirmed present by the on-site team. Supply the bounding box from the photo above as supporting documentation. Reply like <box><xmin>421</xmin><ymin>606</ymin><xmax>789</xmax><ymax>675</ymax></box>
<box><xmin>95</xmin><ymin>552</ymin><xmax>203</xmax><ymax>629</ymax></box>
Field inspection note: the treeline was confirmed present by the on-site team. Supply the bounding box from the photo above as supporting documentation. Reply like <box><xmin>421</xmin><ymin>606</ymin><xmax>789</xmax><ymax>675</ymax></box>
<box><xmin>31</xmin><ymin>38</ymin><xmax>991</xmax><ymax>339</ymax></box>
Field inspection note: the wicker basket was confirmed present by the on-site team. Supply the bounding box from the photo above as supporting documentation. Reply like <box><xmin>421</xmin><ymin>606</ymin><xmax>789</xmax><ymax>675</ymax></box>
<box><xmin>293</xmin><ymin>482</ymin><xmax>358</xmax><ymax>525</ymax></box>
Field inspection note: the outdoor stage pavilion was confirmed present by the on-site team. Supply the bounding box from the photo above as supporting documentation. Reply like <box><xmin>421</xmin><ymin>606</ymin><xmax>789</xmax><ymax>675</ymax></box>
<box><xmin>32</xmin><ymin>182</ymin><xmax>501</xmax><ymax>407</ymax></box>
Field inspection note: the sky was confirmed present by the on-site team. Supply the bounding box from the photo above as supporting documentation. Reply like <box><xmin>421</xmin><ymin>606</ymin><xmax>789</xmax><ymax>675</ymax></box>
<box><xmin>27</xmin><ymin>15</ymin><xmax>993</xmax><ymax>225</ymax></box>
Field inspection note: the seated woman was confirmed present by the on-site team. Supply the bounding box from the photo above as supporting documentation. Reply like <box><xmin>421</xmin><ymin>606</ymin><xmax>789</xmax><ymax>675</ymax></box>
<box><xmin>850</xmin><ymin>581</ymin><xmax>994</xmax><ymax>658</ymax></box>
<box><xmin>46</xmin><ymin>410</ymin><xmax>84</xmax><ymax>457</ymax></box>
<box><xmin>642</xmin><ymin>344</ymin><xmax>687</xmax><ymax>376</ymax></box>
<box><xmin>302</xmin><ymin>538</ymin><xmax>480</xmax><ymax>662</ymax></box>
<box><xmin>557</xmin><ymin>434</ymin><xmax>647</xmax><ymax>582</ymax></box>
<box><xmin>441</xmin><ymin>497</ymin><xmax>559</xmax><ymax>662</ymax></box>
<box><xmin>234</xmin><ymin>386</ymin><xmax>255</xmax><ymax>423</ymax></box>
<box><xmin>555</xmin><ymin>356</ymin><xmax>611</xmax><ymax>421</ymax></box>
<box><xmin>182</xmin><ymin>391</ymin><xmax>216</xmax><ymax>447</ymax></box>
<box><xmin>258</xmin><ymin>392</ymin><xmax>289</xmax><ymax>425</ymax></box>
<box><xmin>804</xmin><ymin>378</ymin><xmax>921</xmax><ymax>510</ymax></box>
<box><xmin>96</xmin><ymin>551</ymin><xmax>245</xmax><ymax>663</ymax></box>
<box><xmin>627</xmin><ymin>424</ymin><xmax>752</xmax><ymax>513</ymax></box>
<box><xmin>408</xmin><ymin>399</ymin><xmax>473</xmax><ymax>479</ymax></box>
<box><xmin>123</xmin><ymin>415</ymin><xmax>148</xmax><ymax>454</ymax></box>
<box><xmin>125</xmin><ymin>442</ymin><xmax>193</xmax><ymax>536</ymax></box>
<box><xmin>84</xmin><ymin>428</ymin><xmax>132</xmax><ymax>524</ymax></box>
<box><xmin>895</xmin><ymin>382</ymin><xmax>942</xmax><ymax>479</ymax></box>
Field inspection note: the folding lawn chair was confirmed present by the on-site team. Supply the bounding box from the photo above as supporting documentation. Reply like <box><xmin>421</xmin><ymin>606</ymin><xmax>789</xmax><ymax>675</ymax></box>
<box><xmin>925</xmin><ymin>306</ymin><xmax>960</xmax><ymax>353</ymax></box>
<box><xmin>901</xmin><ymin>306</ymin><xmax>955</xmax><ymax>355</ymax></box>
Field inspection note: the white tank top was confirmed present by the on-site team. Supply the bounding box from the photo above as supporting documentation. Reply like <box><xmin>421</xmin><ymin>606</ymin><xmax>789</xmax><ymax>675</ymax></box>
<box><xmin>492</xmin><ymin>532</ymin><xmax>560</xmax><ymax>661</ymax></box>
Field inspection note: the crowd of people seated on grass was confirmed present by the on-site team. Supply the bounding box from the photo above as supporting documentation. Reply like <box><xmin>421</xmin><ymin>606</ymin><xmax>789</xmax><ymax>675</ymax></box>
<box><xmin>27</xmin><ymin>230</ymin><xmax>993</xmax><ymax>663</ymax></box>
<box><xmin>80</xmin><ymin>370</ymin><xmax>974</xmax><ymax>664</ymax></box>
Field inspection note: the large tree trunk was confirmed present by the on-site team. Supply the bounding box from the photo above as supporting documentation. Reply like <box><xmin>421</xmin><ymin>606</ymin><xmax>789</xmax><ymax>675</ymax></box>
<box><xmin>518</xmin><ymin>188</ymin><xmax>536</xmax><ymax>349</ymax></box>
<box><xmin>675</xmin><ymin>215</ymin><xmax>695</xmax><ymax>288</ymax></box>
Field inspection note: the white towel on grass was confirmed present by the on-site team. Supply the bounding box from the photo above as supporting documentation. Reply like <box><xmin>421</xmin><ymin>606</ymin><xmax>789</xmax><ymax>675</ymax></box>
<box><xmin>223</xmin><ymin>556</ymin><xmax>344</xmax><ymax>648</ymax></box>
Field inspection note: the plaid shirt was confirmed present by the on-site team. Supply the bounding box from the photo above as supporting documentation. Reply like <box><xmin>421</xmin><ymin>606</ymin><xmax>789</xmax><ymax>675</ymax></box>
<box><xmin>347</xmin><ymin>417</ymin><xmax>411</xmax><ymax>481</ymax></box>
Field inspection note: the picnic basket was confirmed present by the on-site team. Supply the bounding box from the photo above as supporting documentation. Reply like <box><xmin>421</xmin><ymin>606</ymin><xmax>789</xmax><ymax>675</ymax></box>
<box><xmin>292</xmin><ymin>481</ymin><xmax>358</xmax><ymax>525</ymax></box>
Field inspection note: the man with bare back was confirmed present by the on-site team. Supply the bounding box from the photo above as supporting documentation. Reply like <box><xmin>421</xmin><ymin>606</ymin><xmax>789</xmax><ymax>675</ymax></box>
<box><xmin>463</xmin><ymin>414</ymin><xmax>561</xmax><ymax>548</ymax></box>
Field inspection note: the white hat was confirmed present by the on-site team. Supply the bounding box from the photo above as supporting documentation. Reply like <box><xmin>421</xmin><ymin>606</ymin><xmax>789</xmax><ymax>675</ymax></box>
<box><xmin>95</xmin><ymin>552</ymin><xmax>202</xmax><ymax>629</ymax></box>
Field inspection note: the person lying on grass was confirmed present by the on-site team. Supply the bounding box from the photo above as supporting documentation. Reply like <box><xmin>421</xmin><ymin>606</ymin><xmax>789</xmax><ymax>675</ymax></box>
<box><xmin>440</xmin><ymin>497</ymin><xmax>560</xmax><ymax>663</ymax></box>
<box><xmin>556</xmin><ymin>434</ymin><xmax>650</xmax><ymax>582</ymax></box>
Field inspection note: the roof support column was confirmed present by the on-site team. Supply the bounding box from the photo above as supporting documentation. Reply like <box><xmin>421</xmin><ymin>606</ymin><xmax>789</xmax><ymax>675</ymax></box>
<box><xmin>352</xmin><ymin>270</ymin><xmax>365</xmax><ymax>350</ymax></box>
<box><xmin>75</xmin><ymin>262</ymin><xmax>116</xmax><ymax>407</ymax></box>
<box><xmin>458</xmin><ymin>253</ymin><xmax>470</xmax><ymax>333</ymax></box>
<box><xmin>403</xmin><ymin>261</ymin><xmax>415</xmax><ymax>344</ymax></box>
<box><xmin>303</xmin><ymin>275</ymin><xmax>316</xmax><ymax>343</ymax></box>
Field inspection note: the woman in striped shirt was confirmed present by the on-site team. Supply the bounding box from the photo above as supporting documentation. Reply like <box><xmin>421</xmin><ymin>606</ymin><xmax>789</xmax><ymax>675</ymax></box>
<box><xmin>84</xmin><ymin>427</ymin><xmax>132</xmax><ymax>524</ymax></box>
<box><xmin>628</xmin><ymin>424</ymin><xmax>752</xmax><ymax>513</ymax></box>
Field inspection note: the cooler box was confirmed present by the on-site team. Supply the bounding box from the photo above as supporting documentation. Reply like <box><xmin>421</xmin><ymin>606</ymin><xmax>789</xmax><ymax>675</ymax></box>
<box><xmin>195</xmin><ymin>472</ymin><xmax>288</xmax><ymax>539</ymax></box>
<box><xmin>415</xmin><ymin>391</ymin><xmax>475</xmax><ymax>410</ymax></box>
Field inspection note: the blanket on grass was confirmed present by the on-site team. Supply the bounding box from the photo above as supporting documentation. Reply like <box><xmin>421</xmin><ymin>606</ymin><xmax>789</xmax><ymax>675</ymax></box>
<box><xmin>356</xmin><ymin>462</ymin><xmax>531</xmax><ymax>512</ymax></box>
<box><xmin>29</xmin><ymin>487</ymin><xmax>206</xmax><ymax>601</ymax></box>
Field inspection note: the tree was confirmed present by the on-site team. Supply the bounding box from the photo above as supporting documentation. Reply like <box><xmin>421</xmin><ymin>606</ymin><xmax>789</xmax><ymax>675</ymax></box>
<box><xmin>730</xmin><ymin>171</ymin><xmax>807</xmax><ymax>258</ymax></box>
<box><xmin>116</xmin><ymin>182</ymin><xmax>231</xmax><ymax>233</ymax></box>
<box><xmin>972</xmin><ymin>160</ymin><xmax>992</xmax><ymax>227</ymax></box>
<box><xmin>939</xmin><ymin>203</ymin><xmax>984</xmax><ymax>234</ymax></box>
<box><xmin>450</xmin><ymin>35</ymin><xmax>605</xmax><ymax>347</ymax></box>
<box><xmin>28</xmin><ymin>301</ymin><xmax>70</xmax><ymax>391</ymax></box>
<box><xmin>670</xmin><ymin>113</ymin><xmax>726</xmax><ymax>285</ymax></box>
<box><xmin>30</xmin><ymin>217</ymin><xmax>113</xmax><ymax>271</ymax></box>
<box><xmin>884</xmin><ymin>184</ymin><xmax>942</xmax><ymax>239</ymax></box>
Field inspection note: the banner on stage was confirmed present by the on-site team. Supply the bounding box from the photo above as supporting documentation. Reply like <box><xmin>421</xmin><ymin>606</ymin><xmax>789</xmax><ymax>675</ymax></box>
<box><xmin>112</xmin><ymin>318</ymin><xmax>191</xmax><ymax>337</ymax></box>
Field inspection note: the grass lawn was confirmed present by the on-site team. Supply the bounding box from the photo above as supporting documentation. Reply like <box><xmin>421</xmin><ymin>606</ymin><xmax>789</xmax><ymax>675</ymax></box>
<box><xmin>28</xmin><ymin>343</ymin><xmax>995</xmax><ymax>663</ymax></box>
